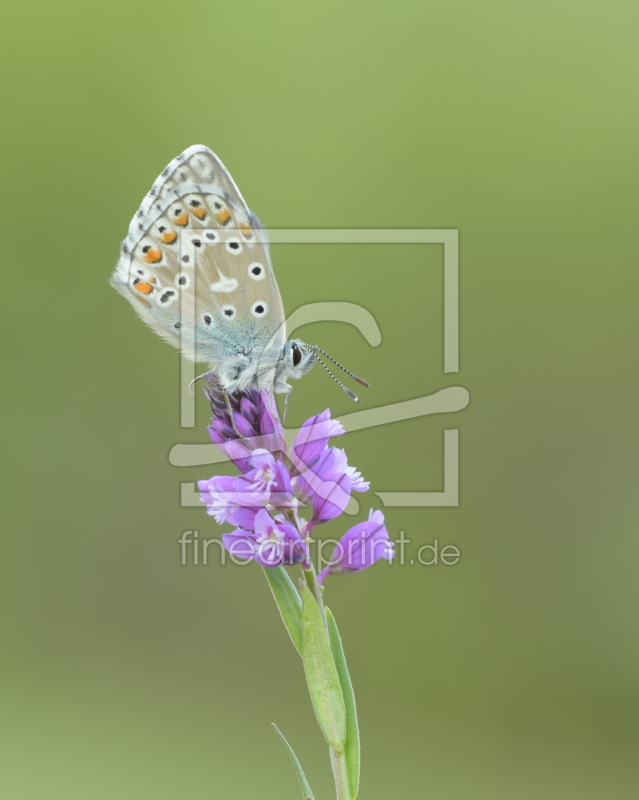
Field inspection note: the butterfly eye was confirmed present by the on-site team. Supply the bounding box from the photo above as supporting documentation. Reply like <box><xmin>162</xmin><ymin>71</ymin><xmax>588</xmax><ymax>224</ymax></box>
<box><xmin>222</xmin><ymin>305</ymin><xmax>236</xmax><ymax>319</ymax></box>
<box><xmin>292</xmin><ymin>344</ymin><xmax>302</xmax><ymax>367</ymax></box>
<box><xmin>248</xmin><ymin>262</ymin><xmax>265</xmax><ymax>281</ymax></box>
<box><xmin>202</xmin><ymin>314</ymin><xmax>213</xmax><ymax>326</ymax></box>
<box><xmin>175</xmin><ymin>273</ymin><xmax>191</xmax><ymax>289</ymax></box>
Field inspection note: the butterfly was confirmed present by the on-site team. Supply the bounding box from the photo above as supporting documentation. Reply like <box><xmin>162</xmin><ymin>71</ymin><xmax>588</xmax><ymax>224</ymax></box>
<box><xmin>111</xmin><ymin>145</ymin><xmax>368</xmax><ymax>417</ymax></box>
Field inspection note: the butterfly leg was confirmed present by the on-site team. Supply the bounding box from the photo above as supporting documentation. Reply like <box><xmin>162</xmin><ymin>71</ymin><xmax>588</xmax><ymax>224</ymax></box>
<box><xmin>223</xmin><ymin>390</ymin><xmax>243</xmax><ymax>438</ymax></box>
<box><xmin>189</xmin><ymin>370</ymin><xmax>211</xmax><ymax>394</ymax></box>
<box><xmin>281</xmin><ymin>384</ymin><xmax>292</xmax><ymax>423</ymax></box>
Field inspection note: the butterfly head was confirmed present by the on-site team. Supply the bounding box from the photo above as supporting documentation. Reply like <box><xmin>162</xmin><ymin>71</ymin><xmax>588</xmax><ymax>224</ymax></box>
<box><xmin>279</xmin><ymin>339</ymin><xmax>318</xmax><ymax>382</ymax></box>
<box><xmin>276</xmin><ymin>340</ymin><xmax>370</xmax><ymax>403</ymax></box>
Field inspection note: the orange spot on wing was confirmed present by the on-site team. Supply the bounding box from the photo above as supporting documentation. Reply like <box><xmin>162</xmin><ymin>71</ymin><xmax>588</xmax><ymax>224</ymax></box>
<box><xmin>216</xmin><ymin>209</ymin><xmax>231</xmax><ymax>226</ymax></box>
<box><xmin>143</xmin><ymin>248</ymin><xmax>162</xmax><ymax>263</ymax></box>
<box><xmin>160</xmin><ymin>231</ymin><xmax>177</xmax><ymax>244</ymax></box>
<box><xmin>136</xmin><ymin>297</ymin><xmax>150</xmax><ymax>306</ymax></box>
<box><xmin>191</xmin><ymin>207</ymin><xmax>207</xmax><ymax>220</ymax></box>
<box><xmin>174</xmin><ymin>213</ymin><xmax>188</xmax><ymax>226</ymax></box>
<box><xmin>239</xmin><ymin>224</ymin><xmax>253</xmax><ymax>239</ymax></box>
<box><xmin>134</xmin><ymin>282</ymin><xmax>154</xmax><ymax>295</ymax></box>
<box><xmin>148</xmin><ymin>277</ymin><xmax>157</xmax><ymax>284</ymax></box>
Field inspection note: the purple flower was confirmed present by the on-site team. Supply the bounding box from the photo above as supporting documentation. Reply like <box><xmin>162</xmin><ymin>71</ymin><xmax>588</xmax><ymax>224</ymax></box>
<box><xmin>222</xmin><ymin>509</ymin><xmax>307</xmax><ymax>567</ymax></box>
<box><xmin>310</xmin><ymin>470</ymin><xmax>352</xmax><ymax>525</ymax></box>
<box><xmin>199</xmin><ymin>449</ymin><xmax>296</xmax><ymax>520</ymax></box>
<box><xmin>204</xmin><ymin>374</ymin><xmax>286</xmax><ymax>471</ymax></box>
<box><xmin>198</xmin><ymin>475</ymin><xmax>238</xmax><ymax>524</ymax></box>
<box><xmin>317</xmin><ymin>510</ymin><xmax>394</xmax><ymax>582</ymax></box>
<box><xmin>238</xmin><ymin>449</ymin><xmax>292</xmax><ymax>495</ymax></box>
<box><xmin>198</xmin><ymin>378</ymin><xmax>376</xmax><ymax>575</ymax></box>
<box><xmin>227</xmin><ymin>505</ymin><xmax>261</xmax><ymax>530</ymax></box>
<box><xmin>235</xmin><ymin>449</ymin><xmax>296</xmax><ymax>509</ymax></box>
<box><xmin>293</xmin><ymin>447</ymin><xmax>370</xmax><ymax>526</ymax></box>
<box><xmin>200</xmin><ymin>379</ymin><xmax>368</xmax><ymax>524</ymax></box>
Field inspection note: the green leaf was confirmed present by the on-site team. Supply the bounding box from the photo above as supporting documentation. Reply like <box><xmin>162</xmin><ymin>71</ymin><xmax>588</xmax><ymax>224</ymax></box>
<box><xmin>263</xmin><ymin>566</ymin><xmax>303</xmax><ymax>654</ymax></box>
<box><xmin>272</xmin><ymin>723</ymin><xmax>315</xmax><ymax>800</ymax></box>
<box><xmin>326</xmin><ymin>607</ymin><xmax>360</xmax><ymax>799</ymax></box>
<box><xmin>300</xmin><ymin>581</ymin><xmax>347</xmax><ymax>751</ymax></box>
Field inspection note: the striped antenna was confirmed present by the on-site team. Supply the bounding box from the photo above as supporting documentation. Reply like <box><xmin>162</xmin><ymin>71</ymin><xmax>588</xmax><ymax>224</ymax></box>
<box><xmin>304</xmin><ymin>345</ymin><xmax>370</xmax><ymax>388</ymax></box>
<box><xmin>311</xmin><ymin>352</ymin><xmax>359</xmax><ymax>402</ymax></box>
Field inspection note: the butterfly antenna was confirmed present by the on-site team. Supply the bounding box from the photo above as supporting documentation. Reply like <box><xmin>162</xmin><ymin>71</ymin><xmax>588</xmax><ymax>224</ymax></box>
<box><xmin>310</xmin><ymin>351</ymin><xmax>360</xmax><ymax>403</ymax></box>
<box><xmin>305</xmin><ymin>345</ymin><xmax>370</xmax><ymax>388</ymax></box>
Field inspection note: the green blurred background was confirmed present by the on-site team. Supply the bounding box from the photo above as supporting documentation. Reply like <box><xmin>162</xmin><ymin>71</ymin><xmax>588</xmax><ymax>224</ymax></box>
<box><xmin>2</xmin><ymin>1</ymin><xmax>638</xmax><ymax>797</ymax></box>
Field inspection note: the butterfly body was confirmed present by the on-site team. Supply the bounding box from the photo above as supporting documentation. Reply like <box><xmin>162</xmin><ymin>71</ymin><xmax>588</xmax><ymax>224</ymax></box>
<box><xmin>111</xmin><ymin>145</ymin><xmax>316</xmax><ymax>398</ymax></box>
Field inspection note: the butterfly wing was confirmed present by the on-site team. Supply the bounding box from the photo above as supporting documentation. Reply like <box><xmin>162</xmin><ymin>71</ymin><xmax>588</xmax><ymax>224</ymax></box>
<box><xmin>111</xmin><ymin>146</ymin><xmax>287</xmax><ymax>391</ymax></box>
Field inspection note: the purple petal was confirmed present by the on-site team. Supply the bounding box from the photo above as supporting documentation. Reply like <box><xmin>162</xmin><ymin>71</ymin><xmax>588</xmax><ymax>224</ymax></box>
<box><xmin>345</xmin><ymin>464</ymin><xmax>370</xmax><ymax>492</ymax></box>
<box><xmin>207</xmin><ymin>433</ymin><xmax>253</xmax><ymax>473</ymax></box>
<box><xmin>222</xmin><ymin>531</ymin><xmax>257</xmax><ymax>562</ymax></box>
<box><xmin>239</xmin><ymin>396</ymin><xmax>259</xmax><ymax>426</ymax></box>
<box><xmin>253</xmin><ymin>544</ymin><xmax>284</xmax><ymax>567</ymax></box>
<box><xmin>253</xmin><ymin>508</ymin><xmax>274</xmax><ymax>538</ymax></box>
<box><xmin>318</xmin><ymin>510</ymin><xmax>394</xmax><ymax>579</ymax></box>
<box><xmin>311</xmin><ymin>472</ymin><xmax>352</xmax><ymax>523</ymax></box>
<box><xmin>273</xmin><ymin>462</ymin><xmax>293</xmax><ymax>494</ymax></box>
<box><xmin>291</xmin><ymin>410</ymin><xmax>344</xmax><ymax>467</ymax></box>
<box><xmin>248</xmin><ymin>449</ymin><xmax>277</xmax><ymax>472</ymax></box>
<box><xmin>295</xmin><ymin>447</ymin><xmax>348</xmax><ymax>501</ymax></box>
<box><xmin>257</xmin><ymin>390</ymin><xmax>286</xmax><ymax>450</ymax></box>
<box><xmin>198</xmin><ymin>474</ymin><xmax>236</xmax><ymax>500</ymax></box>
<box><xmin>253</xmin><ymin>516</ymin><xmax>307</xmax><ymax>567</ymax></box>
<box><xmin>227</xmin><ymin>506</ymin><xmax>260</xmax><ymax>530</ymax></box>
<box><xmin>208</xmin><ymin>419</ymin><xmax>235</xmax><ymax>443</ymax></box>
<box><xmin>232</xmin><ymin>412</ymin><xmax>255</xmax><ymax>438</ymax></box>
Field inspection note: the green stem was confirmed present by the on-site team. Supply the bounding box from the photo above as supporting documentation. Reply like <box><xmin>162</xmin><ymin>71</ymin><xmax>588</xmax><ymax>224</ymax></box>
<box><xmin>286</xmin><ymin>506</ymin><xmax>327</xmax><ymax>628</ymax></box>
<box><xmin>287</xmin><ymin>510</ymin><xmax>352</xmax><ymax>800</ymax></box>
<box><xmin>330</xmin><ymin>746</ymin><xmax>353</xmax><ymax>800</ymax></box>
<box><xmin>302</xmin><ymin>562</ymin><xmax>327</xmax><ymax>629</ymax></box>
<box><xmin>301</xmin><ymin>564</ymin><xmax>351</xmax><ymax>799</ymax></box>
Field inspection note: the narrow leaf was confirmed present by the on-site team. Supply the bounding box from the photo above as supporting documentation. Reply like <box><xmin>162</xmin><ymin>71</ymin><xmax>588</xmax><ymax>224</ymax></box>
<box><xmin>272</xmin><ymin>723</ymin><xmax>315</xmax><ymax>800</ymax></box>
<box><xmin>326</xmin><ymin>607</ymin><xmax>360</xmax><ymax>798</ymax></box>
<box><xmin>300</xmin><ymin>581</ymin><xmax>347</xmax><ymax>751</ymax></box>
<box><xmin>263</xmin><ymin>565</ymin><xmax>303</xmax><ymax>654</ymax></box>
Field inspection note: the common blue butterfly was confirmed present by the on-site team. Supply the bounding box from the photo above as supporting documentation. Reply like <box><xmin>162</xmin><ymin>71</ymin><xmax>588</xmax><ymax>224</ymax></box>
<box><xmin>111</xmin><ymin>145</ymin><xmax>367</xmax><ymax>415</ymax></box>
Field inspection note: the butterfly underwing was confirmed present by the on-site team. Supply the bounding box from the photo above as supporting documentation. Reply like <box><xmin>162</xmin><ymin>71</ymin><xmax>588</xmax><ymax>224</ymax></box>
<box><xmin>110</xmin><ymin>144</ymin><xmax>317</xmax><ymax>401</ymax></box>
<box><xmin>111</xmin><ymin>145</ymin><xmax>368</xmax><ymax>409</ymax></box>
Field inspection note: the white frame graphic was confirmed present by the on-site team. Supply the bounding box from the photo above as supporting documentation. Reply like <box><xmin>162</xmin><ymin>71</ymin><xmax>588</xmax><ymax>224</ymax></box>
<box><xmin>173</xmin><ymin>229</ymin><xmax>467</xmax><ymax>509</ymax></box>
